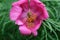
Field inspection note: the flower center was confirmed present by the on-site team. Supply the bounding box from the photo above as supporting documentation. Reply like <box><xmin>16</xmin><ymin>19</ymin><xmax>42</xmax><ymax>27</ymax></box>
<box><xmin>26</xmin><ymin>11</ymin><xmax>37</xmax><ymax>28</ymax></box>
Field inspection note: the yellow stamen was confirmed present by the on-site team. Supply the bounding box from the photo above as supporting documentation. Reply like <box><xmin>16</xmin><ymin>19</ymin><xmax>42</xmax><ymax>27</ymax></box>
<box><xmin>26</xmin><ymin>12</ymin><xmax>37</xmax><ymax>28</ymax></box>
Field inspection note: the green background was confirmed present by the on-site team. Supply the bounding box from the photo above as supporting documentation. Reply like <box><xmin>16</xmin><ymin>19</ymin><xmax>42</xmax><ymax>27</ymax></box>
<box><xmin>0</xmin><ymin>0</ymin><xmax>60</xmax><ymax>40</ymax></box>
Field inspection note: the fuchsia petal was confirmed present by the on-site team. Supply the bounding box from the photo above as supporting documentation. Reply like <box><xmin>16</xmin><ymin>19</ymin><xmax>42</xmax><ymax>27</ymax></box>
<box><xmin>30</xmin><ymin>20</ymin><xmax>42</xmax><ymax>31</ymax></box>
<box><xmin>42</xmin><ymin>7</ymin><xmax>49</xmax><ymax>20</ymax></box>
<box><xmin>31</xmin><ymin>0</ymin><xmax>49</xmax><ymax>20</ymax></box>
<box><xmin>19</xmin><ymin>0</ymin><xmax>27</xmax><ymax>1</ymax></box>
<box><xmin>32</xmin><ymin>31</ymin><xmax>38</xmax><ymax>36</ymax></box>
<box><xmin>29</xmin><ymin>20</ymin><xmax>42</xmax><ymax>36</ymax></box>
<box><xmin>19</xmin><ymin>26</ymin><xmax>31</xmax><ymax>35</ymax></box>
<box><xmin>34</xmin><ymin>20</ymin><xmax>42</xmax><ymax>31</ymax></box>
<box><xmin>15</xmin><ymin>20</ymin><xmax>23</xmax><ymax>25</ymax></box>
<box><xmin>10</xmin><ymin>6</ymin><xmax>22</xmax><ymax>21</ymax></box>
<box><xmin>37</xmin><ymin>1</ymin><xmax>49</xmax><ymax>20</ymax></box>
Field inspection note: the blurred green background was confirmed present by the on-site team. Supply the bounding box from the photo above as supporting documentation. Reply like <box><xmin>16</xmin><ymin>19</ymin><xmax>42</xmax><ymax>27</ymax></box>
<box><xmin>0</xmin><ymin>0</ymin><xmax>60</xmax><ymax>40</ymax></box>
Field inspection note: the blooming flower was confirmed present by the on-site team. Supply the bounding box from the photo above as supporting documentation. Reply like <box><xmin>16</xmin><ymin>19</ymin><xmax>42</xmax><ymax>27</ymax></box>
<box><xmin>10</xmin><ymin>0</ymin><xmax>49</xmax><ymax>36</ymax></box>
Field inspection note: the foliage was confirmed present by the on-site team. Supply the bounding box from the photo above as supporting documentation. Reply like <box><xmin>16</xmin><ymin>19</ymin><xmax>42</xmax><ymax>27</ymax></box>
<box><xmin>0</xmin><ymin>0</ymin><xmax>60</xmax><ymax>40</ymax></box>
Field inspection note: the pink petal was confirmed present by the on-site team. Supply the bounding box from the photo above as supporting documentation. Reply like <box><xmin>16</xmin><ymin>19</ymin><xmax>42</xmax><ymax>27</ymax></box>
<box><xmin>30</xmin><ymin>0</ymin><xmax>49</xmax><ymax>20</ymax></box>
<box><xmin>34</xmin><ymin>21</ymin><xmax>42</xmax><ymax>31</ymax></box>
<box><xmin>32</xmin><ymin>31</ymin><xmax>38</xmax><ymax>36</ymax></box>
<box><xmin>42</xmin><ymin>7</ymin><xmax>49</xmax><ymax>20</ymax></box>
<box><xmin>19</xmin><ymin>25</ymin><xmax>31</xmax><ymax>35</ymax></box>
<box><xmin>31</xmin><ymin>0</ymin><xmax>40</xmax><ymax>2</ymax></box>
<box><xmin>28</xmin><ymin>20</ymin><xmax>42</xmax><ymax>36</ymax></box>
<box><xmin>10</xmin><ymin>6</ymin><xmax>22</xmax><ymax>21</ymax></box>
<box><xmin>37</xmin><ymin>1</ymin><xmax>49</xmax><ymax>20</ymax></box>
<box><xmin>30</xmin><ymin>20</ymin><xmax>42</xmax><ymax>31</ymax></box>
<box><xmin>15</xmin><ymin>20</ymin><xmax>23</xmax><ymax>25</ymax></box>
<box><xmin>19</xmin><ymin>0</ymin><xmax>27</xmax><ymax>1</ymax></box>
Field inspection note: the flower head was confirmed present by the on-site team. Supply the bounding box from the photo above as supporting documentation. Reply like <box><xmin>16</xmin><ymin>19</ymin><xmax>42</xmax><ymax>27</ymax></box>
<box><xmin>10</xmin><ymin>0</ymin><xmax>49</xmax><ymax>36</ymax></box>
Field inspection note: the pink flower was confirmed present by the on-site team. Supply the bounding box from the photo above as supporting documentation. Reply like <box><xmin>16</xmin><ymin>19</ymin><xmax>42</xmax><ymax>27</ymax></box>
<box><xmin>10</xmin><ymin>0</ymin><xmax>49</xmax><ymax>36</ymax></box>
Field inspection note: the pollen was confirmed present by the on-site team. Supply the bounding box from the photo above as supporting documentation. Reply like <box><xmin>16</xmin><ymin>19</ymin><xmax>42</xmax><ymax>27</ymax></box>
<box><xmin>26</xmin><ymin>12</ymin><xmax>37</xmax><ymax>28</ymax></box>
